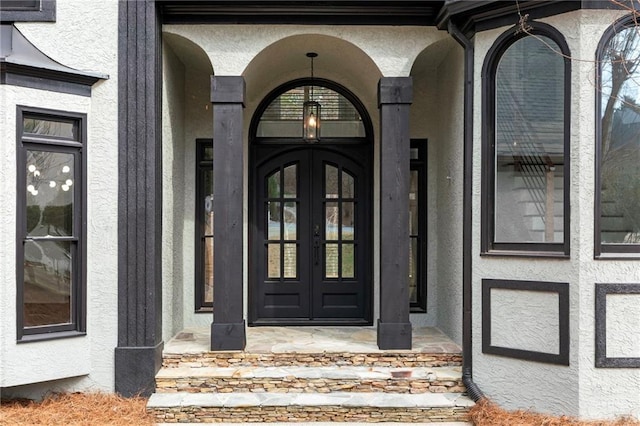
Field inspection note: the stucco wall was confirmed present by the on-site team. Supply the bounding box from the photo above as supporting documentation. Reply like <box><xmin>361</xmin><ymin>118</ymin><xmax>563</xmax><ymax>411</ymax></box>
<box><xmin>472</xmin><ymin>9</ymin><xmax>640</xmax><ymax>420</ymax></box>
<box><xmin>162</xmin><ymin>41</ymin><xmax>186</xmax><ymax>340</ymax></box>
<box><xmin>0</xmin><ymin>0</ymin><xmax>118</xmax><ymax>396</ymax></box>
<box><xmin>434</xmin><ymin>43</ymin><xmax>465</xmax><ymax>344</ymax></box>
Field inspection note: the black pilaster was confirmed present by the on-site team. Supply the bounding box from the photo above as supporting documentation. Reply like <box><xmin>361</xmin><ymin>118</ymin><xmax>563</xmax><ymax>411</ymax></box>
<box><xmin>377</xmin><ymin>77</ymin><xmax>413</xmax><ymax>350</ymax></box>
<box><xmin>210</xmin><ymin>76</ymin><xmax>246</xmax><ymax>351</ymax></box>
<box><xmin>115</xmin><ymin>0</ymin><xmax>164</xmax><ymax>397</ymax></box>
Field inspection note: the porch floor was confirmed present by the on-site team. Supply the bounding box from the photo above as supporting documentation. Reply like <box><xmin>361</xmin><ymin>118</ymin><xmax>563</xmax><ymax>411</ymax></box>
<box><xmin>164</xmin><ymin>326</ymin><xmax>461</xmax><ymax>354</ymax></box>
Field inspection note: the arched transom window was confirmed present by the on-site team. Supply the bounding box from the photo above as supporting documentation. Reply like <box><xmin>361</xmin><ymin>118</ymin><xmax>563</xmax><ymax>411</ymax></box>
<box><xmin>256</xmin><ymin>84</ymin><xmax>365</xmax><ymax>139</ymax></box>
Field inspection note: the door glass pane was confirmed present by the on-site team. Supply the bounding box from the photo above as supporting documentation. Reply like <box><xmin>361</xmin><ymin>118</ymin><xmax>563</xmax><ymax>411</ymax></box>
<box><xmin>325</xmin><ymin>243</ymin><xmax>339</xmax><ymax>278</ymax></box>
<box><xmin>283</xmin><ymin>243</ymin><xmax>297</xmax><ymax>278</ymax></box>
<box><xmin>26</xmin><ymin>151</ymin><xmax>74</xmax><ymax>237</ymax></box>
<box><xmin>283</xmin><ymin>201</ymin><xmax>297</xmax><ymax>240</ymax></box>
<box><xmin>268</xmin><ymin>170</ymin><xmax>280</xmax><ymax>198</ymax></box>
<box><xmin>23</xmin><ymin>240</ymin><xmax>72</xmax><ymax>327</ymax></box>
<box><xmin>267</xmin><ymin>244</ymin><xmax>281</xmax><ymax>278</ymax></box>
<box><xmin>326</xmin><ymin>202</ymin><xmax>339</xmax><ymax>239</ymax></box>
<box><xmin>284</xmin><ymin>165</ymin><xmax>297</xmax><ymax>198</ymax></box>
<box><xmin>343</xmin><ymin>171</ymin><xmax>355</xmax><ymax>198</ymax></box>
<box><xmin>325</xmin><ymin>165</ymin><xmax>339</xmax><ymax>198</ymax></box>
<box><xmin>204</xmin><ymin>237</ymin><xmax>214</xmax><ymax>304</ymax></box>
<box><xmin>268</xmin><ymin>202</ymin><xmax>281</xmax><ymax>240</ymax></box>
<box><xmin>409</xmin><ymin>238</ymin><xmax>418</xmax><ymax>304</ymax></box>
<box><xmin>410</xmin><ymin>170</ymin><xmax>419</xmax><ymax>235</ymax></box>
<box><xmin>342</xmin><ymin>202</ymin><xmax>354</xmax><ymax>240</ymax></box>
<box><xmin>342</xmin><ymin>244</ymin><xmax>355</xmax><ymax>278</ymax></box>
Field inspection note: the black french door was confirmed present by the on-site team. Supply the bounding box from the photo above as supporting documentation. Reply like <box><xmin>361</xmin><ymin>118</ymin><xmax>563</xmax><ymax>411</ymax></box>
<box><xmin>251</xmin><ymin>145</ymin><xmax>371</xmax><ymax>324</ymax></box>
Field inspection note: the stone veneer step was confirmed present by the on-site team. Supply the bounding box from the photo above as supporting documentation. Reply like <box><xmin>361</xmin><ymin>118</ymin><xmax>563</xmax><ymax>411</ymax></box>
<box><xmin>155</xmin><ymin>365</ymin><xmax>465</xmax><ymax>394</ymax></box>
<box><xmin>147</xmin><ymin>391</ymin><xmax>474</xmax><ymax>423</ymax></box>
<box><xmin>162</xmin><ymin>352</ymin><xmax>463</xmax><ymax>369</ymax></box>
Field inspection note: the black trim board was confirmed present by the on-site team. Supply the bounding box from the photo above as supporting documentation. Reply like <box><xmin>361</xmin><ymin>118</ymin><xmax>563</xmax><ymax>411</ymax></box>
<box><xmin>116</xmin><ymin>0</ymin><xmax>164</xmax><ymax>397</ymax></box>
<box><xmin>595</xmin><ymin>283</ymin><xmax>640</xmax><ymax>368</ymax></box>
<box><xmin>482</xmin><ymin>279</ymin><xmax>570</xmax><ymax>366</ymax></box>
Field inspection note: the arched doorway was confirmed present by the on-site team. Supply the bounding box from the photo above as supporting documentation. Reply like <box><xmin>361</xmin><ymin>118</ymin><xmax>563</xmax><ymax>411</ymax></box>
<box><xmin>249</xmin><ymin>79</ymin><xmax>373</xmax><ymax>325</ymax></box>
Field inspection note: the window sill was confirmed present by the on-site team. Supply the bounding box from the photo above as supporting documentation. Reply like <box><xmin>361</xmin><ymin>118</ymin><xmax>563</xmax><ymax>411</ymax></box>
<box><xmin>481</xmin><ymin>250</ymin><xmax>570</xmax><ymax>259</ymax></box>
<box><xmin>595</xmin><ymin>252</ymin><xmax>640</xmax><ymax>260</ymax></box>
<box><xmin>18</xmin><ymin>330</ymin><xmax>86</xmax><ymax>344</ymax></box>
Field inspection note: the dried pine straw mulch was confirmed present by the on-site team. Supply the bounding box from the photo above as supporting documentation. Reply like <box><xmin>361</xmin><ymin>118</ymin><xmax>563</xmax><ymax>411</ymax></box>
<box><xmin>470</xmin><ymin>398</ymin><xmax>640</xmax><ymax>426</ymax></box>
<box><xmin>0</xmin><ymin>392</ymin><xmax>155</xmax><ymax>425</ymax></box>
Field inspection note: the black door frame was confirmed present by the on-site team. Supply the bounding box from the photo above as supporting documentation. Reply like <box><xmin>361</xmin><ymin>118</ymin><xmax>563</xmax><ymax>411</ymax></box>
<box><xmin>248</xmin><ymin>79</ymin><xmax>374</xmax><ymax>326</ymax></box>
<box><xmin>249</xmin><ymin>143</ymin><xmax>373</xmax><ymax>325</ymax></box>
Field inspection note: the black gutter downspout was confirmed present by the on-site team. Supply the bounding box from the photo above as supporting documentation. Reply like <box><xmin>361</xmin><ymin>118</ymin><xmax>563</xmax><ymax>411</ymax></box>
<box><xmin>448</xmin><ymin>21</ymin><xmax>485</xmax><ymax>403</ymax></box>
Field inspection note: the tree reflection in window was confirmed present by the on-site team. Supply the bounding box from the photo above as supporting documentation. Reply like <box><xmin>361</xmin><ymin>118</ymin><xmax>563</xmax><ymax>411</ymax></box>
<box><xmin>599</xmin><ymin>23</ymin><xmax>640</xmax><ymax>247</ymax></box>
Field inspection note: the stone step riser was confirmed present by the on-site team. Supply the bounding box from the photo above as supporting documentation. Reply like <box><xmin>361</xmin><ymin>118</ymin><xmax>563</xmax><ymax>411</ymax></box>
<box><xmin>150</xmin><ymin>405</ymin><xmax>471</xmax><ymax>423</ymax></box>
<box><xmin>156</xmin><ymin>377</ymin><xmax>466</xmax><ymax>394</ymax></box>
<box><xmin>162</xmin><ymin>353</ymin><xmax>463</xmax><ymax>369</ymax></box>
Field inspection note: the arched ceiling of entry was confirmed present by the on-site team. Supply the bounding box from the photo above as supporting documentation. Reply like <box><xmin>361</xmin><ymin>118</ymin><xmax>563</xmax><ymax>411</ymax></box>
<box><xmin>242</xmin><ymin>33</ymin><xmax>380</xmax><ymax>116</ymax></box>
<box><xmin>163</xmin><ymin>32</ymin><xmax>214</xmax><ymax>75</ymax></box>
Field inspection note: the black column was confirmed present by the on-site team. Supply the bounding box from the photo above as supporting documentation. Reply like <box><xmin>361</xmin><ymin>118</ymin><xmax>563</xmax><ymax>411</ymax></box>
<box><xmin>377</xmin><ymin>77</ymin><xmax>413</xmax><ymax>350</ymax></box>
<box><xmin>210</xmin><ymin>76</ymin><xmax>246</xmax><ymax>351</ymax></box>
<box><xmin>115</xmin><ymin>0</ymin><xmax>163</xmax><ymax>397</ymax></box>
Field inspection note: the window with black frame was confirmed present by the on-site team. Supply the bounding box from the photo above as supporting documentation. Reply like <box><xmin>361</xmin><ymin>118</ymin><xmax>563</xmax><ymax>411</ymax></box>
<box><xmin>17</xmin><ymin>106</ymin><xmax>85</xmax><ymax>340</ymax></box>
<box><xmin>596</xmin><ymin>16</ymin><xmax>640</xmax><ymax>257</ymax></box>
<box><xmin>195</xmin><ymin>139</ymin><xmax>214</xmax><ymax>311</ymax></box>
<box><xmin>410</xmin><ymin>139</ymin><xmax>427</xmax><ymax>312</ymax></box>
<box><xmin>482</xmin><ymin>23</ymin><xmax>570</xmax><ymax>256</ymax></box>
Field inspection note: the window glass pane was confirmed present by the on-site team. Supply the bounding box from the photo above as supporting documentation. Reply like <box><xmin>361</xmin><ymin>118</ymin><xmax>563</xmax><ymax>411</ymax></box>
<box><xmin>342</xmin><ymin>244</ymin><xmax>355</xmax><ymax>278</ymax></box>
<box><xmin>268</xmin><ymin>170</ymin><xmax>280</xmax><ymax>198</ymax></box>
<box><xmin>600</xmin><ymin>26</ymin><xmax>640</xmax><ymax>244</ymax></box>
<box><xmin>326</xmin><ymin>202</ymin><xmax>339</xmax><ymax>239</ymax></box>
<box><xmin>3</xmin><ymin>1</ymin><xmax>40</xmax><ymax>10</ymax></box>
<box><xmin>283</xmin><ymin>243</ymin><xmax>297</xmax><ymax>278</ymax></box>
<box><xmin>26</xmin><ymin>150</ymin><xmax>74</xmax><ymax>237</ymax></box>
<box><xmin>268</xmin><ymin>244</ymin><xmax>281</xmax><ymax>278</ymax></box>
<box><xmin>410</xmin><ymin>148</ymin><xmax>420</xmax><ymax>160</ymax></box>
<box><xmin>24</xmin><ymin>240</ymin><xmax>72</xmax><ymax>327</ymax></box>
<box><xmin>256</xmin><ymin>85</ymin><xmax>365</xmax><ymax>138</ymax></box>
<box><xmin>203</xmin><ymin>146</ymin><xmax>213</xmax><ymax>161</ymax></box>
<box><xmin>495</xmin><ymin>35</ymin><xmax>564</xmax><ymax>243</ymax></box>
<box><xmin>24</xmin><ymin>117</ymin><xmax>76</xmax><ymax>139</ymax></box>
<box><xmin>204</xmin><ymin>237</ymin><xmax>214</xmax><ymax>304</ymax></box>
<box><xmin>409</xmin><ymin>238</ymin><xmax>418</xmax><ymax>304</ymax></box>
<box><xmin>325</xmin><ymin>165</ymin><xmax>338</xmax><ymax>198</ymax></box>
<box><xmin>325</xmin><ymin>243</ymin><xmax>339</xmax><ymax>278</ymax></box>
<box><xmin>342</xmin><ymin>202</ymin><xmax>354</xmax><ymax>240</ymax></box>
<box><xmin>268</xmin><ymin>202</ymin><xmax>281</xmax><ymax>240</ymax></box>
<box><xmin>203</xmin><ymin>169</ymin><xmax>213</xmax><ymax>236</ymax></box>
<box><xmin>410</xmin><ymin>170</ymin><xmax>419</xmax><ymax>235</ymax></box>
<box><xmin>284</xmin><ymin>165</ymin><xmax>297</xmax><ymax>198</ymax></box>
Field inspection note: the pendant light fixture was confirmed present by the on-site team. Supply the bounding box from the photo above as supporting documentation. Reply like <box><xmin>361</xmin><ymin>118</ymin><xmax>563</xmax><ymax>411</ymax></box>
<box><xmin>303</xmin><ymin>52</ymin><xmax>320</xmax><ymax>142</ymax></box>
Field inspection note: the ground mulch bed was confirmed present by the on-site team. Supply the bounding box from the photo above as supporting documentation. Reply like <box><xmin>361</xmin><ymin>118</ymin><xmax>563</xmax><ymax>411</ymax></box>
<box><xmin>0</xmin><ymin>392</ymin><xmax>155</xmax><ymax>425</ymax></box>
<box><xmin>2</xmin><ymin>392</ymin><xmax>640</xmax><ymax>425</ymax></box>
<box><xmin>470</xmin><ymin>399</ymin><xmax>640</xmax><ymax>426</ymax></box>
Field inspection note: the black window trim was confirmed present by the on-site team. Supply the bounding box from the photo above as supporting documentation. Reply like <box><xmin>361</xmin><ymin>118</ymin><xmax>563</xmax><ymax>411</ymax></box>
<box><xmin>0</xmin><ymin>0</ymin><xmax>55</xmax><ymax>22</ymax></box>
<box><xmin>481</xmin><ymin>21</ymin><xmax>571</xmax><ymax>258</ymax></box>
<box><xmin>594</xmin><ymin>14</ymin><xmax>640</xmax><ymax>259</ymax></box>
<box><xmin>16</xmin><ymin>105</ymin><xmax>86</xmax><ymax>342</ymax></box>
<box><xmin>195</xmin><ymin>138</ymin><xmax>213</xmax><ymax>312</ymax></box>
<box><xmin>410</xmin><ymin>138</ymin><xmax>427</xmax><ymax>313</ymax></box>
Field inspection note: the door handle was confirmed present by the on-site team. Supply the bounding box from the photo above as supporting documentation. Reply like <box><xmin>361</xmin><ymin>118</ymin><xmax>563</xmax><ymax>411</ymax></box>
<box><xmin>313</xmin><ymin>224</ymin><xmax>320</xmax><ymax>265</ymax></box>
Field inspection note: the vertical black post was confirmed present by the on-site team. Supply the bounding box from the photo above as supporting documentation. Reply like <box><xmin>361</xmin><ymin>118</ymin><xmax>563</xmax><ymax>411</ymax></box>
<box><xmin>377</xmin><ymin>77</ymin><xmax>413</xmax><ymax>350</ymax></box>
<box><xmin>115</xmin><ymin>0</ymin><xmax>164</xmax><ymax>397</ymax></box>
<box><xmin>210</xmin><ymin>76</ymin><xmax>246</xmax><ymax>351</ymax></box>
